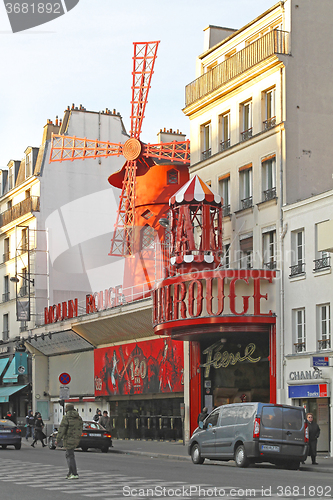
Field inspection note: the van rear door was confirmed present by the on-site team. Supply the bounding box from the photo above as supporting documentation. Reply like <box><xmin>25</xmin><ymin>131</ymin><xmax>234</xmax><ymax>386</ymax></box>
<box><xmin>260</xmin><ymin>406</ymin><xmax>283</xmax><ymax>454</ymax></box>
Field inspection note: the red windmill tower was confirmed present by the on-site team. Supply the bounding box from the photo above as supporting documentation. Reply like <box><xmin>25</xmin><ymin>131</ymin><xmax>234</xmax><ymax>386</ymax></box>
<box><xmin>50</xmin><ymin>41</ymin><xmax>190</xmax><ymax>272</ymax></box>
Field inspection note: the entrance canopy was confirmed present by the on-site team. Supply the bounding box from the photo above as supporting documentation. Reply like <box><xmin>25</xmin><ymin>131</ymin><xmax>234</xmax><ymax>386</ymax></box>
<box><xmin>0</xmin><ymin>384</ymin><xmax>28</xmax><ymax>403</ymax></box>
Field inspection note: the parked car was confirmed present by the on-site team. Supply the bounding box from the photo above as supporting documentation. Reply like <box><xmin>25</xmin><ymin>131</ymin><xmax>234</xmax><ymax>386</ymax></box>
<box><xmin>189</xmin><ymin>403</ymin><xmax>308</xmax><ymax>469</ymax></box>
<box><xmin>48</xmin><ymin>420</ymin><xmax>112</xmax><ymax>453</ymax></box>
<box><xmin>0</xmin><ymin>418</ymin><xmax>22</xmax><ymax>450</ymax></box>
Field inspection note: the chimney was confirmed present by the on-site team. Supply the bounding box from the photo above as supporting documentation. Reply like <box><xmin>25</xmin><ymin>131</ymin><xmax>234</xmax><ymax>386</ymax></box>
<box><xmin>157</xmin><ymin>128</ymin><xmax>186</xmax><ymax>144</ymax></box>
<box><xmin>41</xmin><ymin>118</ymin><xmax>60</xmax><ymax>145</ymax></box>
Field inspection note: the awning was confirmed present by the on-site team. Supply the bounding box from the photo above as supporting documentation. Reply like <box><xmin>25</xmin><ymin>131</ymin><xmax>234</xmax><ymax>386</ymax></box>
<box><xmin>0</xmin><ymin>358</ymin><xmax>9</xmax><ymax>378</ymax></box>
<box><xmin>3</xmin><ymin>359</ymin><xmax>18</xmax><ymax>384</ymax></box>
<box><xmin>0</xmin><ymin>384</ymin><xmax>28</xmax><ymax>403</ymax></box>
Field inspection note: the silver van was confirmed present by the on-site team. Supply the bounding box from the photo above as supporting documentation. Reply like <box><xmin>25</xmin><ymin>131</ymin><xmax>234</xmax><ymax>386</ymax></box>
<box><xmin>189</xmin><ymin>403</ymin><xmax>308</xmax><ymax>469</ymax></box>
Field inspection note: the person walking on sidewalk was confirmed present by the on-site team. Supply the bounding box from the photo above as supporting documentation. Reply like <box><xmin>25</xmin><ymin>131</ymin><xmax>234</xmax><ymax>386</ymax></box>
<box><xmin>55</xmin><ymin>403</ymin><xmax>83</xmax><ymax>480</ymax></box>
<box><xmin>25</xmin><ymin>410</ymin><xmax>35</xmax><ymax>440</ymax></box>
<box><xmin>99</xmin><ymin>410</ymin><xmax>112</xmax><ymax>433</ymax></box>
<box><xmin>31</xmin><ymin>414</ymin><xmax>46</xmax><ymax>447</ymax></box>
<box><xmin>306</xmin><ymin>413</ymin><xmax>320</xmax><ymax>465</ymax></box>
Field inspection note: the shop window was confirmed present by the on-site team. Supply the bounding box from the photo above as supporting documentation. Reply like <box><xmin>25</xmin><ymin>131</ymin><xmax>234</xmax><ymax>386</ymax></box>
<box><xmin>293</xmin><ymin>308</ymin><xmax>306</xmax><ymax>353</ymax></box>
<box><xmin>317</xmin><ymin>304</ymin><xmax>331</xmax><ymax>350</ymax></box>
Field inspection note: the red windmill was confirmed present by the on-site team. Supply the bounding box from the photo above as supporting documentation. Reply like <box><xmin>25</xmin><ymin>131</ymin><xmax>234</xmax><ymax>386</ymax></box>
<box><xmin>50</xmin><ymin>41</ymin><xmax>190</xmax><ymax>259</ymax></box>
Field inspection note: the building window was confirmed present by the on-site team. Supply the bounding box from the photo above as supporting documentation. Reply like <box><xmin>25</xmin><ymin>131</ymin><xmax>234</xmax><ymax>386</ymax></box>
<box><xmin>25</xmin><ymin>153</ymin><xmax>32</xmax><ymax>178</ymax></box>
<box><xmin>222</xmin><ymin>243</ymin><xmax>230</xmax><ymax>269</ymax></box>
<box><xmin>240</xmin><ymin>100</ymin><xmax>252</xmax><ymax>141</ymax></box>
<box><xmin>21</xmin><ymin>228</ymin><xmax>28</xmax><ymax>252</ymax></box>
<box><xmin>167</xmin><ymin>169</ymin><xmax>178</xmax><ymax>185</ymax></box>
<box><xmin>3</xmin><ymin>237</ymin><xmax>10</xmax><ymax>262</ymax></box>
<box><xmin>262</xmin><ymin>156</ymin><xmax>276</xmax><ymax>201</ymax></box>
<box><xmin>317</xmin><ymin>304</ymin><xmax>331</xmax><ymax>350</ymax></box>
<box><xmin>8</xmin><ymin>166</ymin><xmax>14</xmax><ymax>190</ymax></box>
<box><xmin>3</xmin><ymin>275</ymin><xmax>9</xmax><ymax>302</ymax></box>
<box><xmin>293</xmin><ymin>308</ymin><xmax>306</xmax><ymax>353</ymax></box>
<box><xmin>3</xmin><ymin>314</ymin><xmax>9</xmax><ymax>341</ymax></box>
<box><xmin>20</xmin><ymin>268</ymin><xmax>29</xmax><ymax>297</ymax></box>
<box><xmin>263</xmin><ymin>88</ymin><xmax>276</xmax><ymax>130</ymax></box>
<box><xmin>239</xmin><ymin>166</ymin><xmax>252</xmax><ymax>209</ymax></box>
<box><xmin>218</xmin><ymin>175</ymin><xmax>230</xmax><ymax>216</ymax></box>
<box><xmin>290</xmin><ymin>230</ymin><xmax>305</xmax><ymax>277</ymax></box>
<box><xmin>239</xmin><ymin>235</ymin><xmax>253</xmax><ymax>269</ymax></box>
<box><xmin>201</xmin><ymin>122</ymin><xmax>211</xmax><ymax>160</ymax></box>
<box><xmin>219</xmin><ymin>112</ymin><xmax>230</xmax><ymax>151</ymax></box>
<box><xmin>263</xmin><ymin>230</ymin><xmax>276</xmax><ymax>269</ymax></box>
<box><xmin>314</xmin><ymin>223</ymin><xmax>331</xmax><ymax>271</ymax></box>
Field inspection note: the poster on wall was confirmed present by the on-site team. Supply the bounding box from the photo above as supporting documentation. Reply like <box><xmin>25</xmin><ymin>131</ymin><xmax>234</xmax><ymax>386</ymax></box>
<box><xmin>94</xmin><ymin>338</ymin><xmax>184</xmax><ymax>396</ymax></box>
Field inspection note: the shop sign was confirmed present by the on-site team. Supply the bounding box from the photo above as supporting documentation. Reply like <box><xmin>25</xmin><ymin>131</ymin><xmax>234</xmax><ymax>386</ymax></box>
<box><xmin>288</xmin><ymin>383</ymin><xmax>328</xmax><ymax>399</ymax></box>
<box><xmin>202</xmin><ymin>341</ymin><xmax>261</xmax><ymax>378</ymax></box>
<box><xmin>94</xmin><ymin>338</ymin><xmax>184</xmax><ymax>396</ymax></box>
<box><xmin>289</xmin><ymin>370</ymin><xmax>323</xmax><ymax>381</ymax></box>
<box><xmin>153</xmin><ymin>269</ymin><xmax>275</xmax><ymax>328</ymax></box>
<box><xmin>311</xmin><ymin>356</ymin><xmax>330</xmax><ymax>367</ymax></box>
<box><xmin>44</xmin><ymin>299</ymin><xmax>78</xmax><ymax>324</ymax></box>
<box><xmin>86</xmin><ymin>285</ymin><xmax>125</xmax><ymax>314</ymax></box>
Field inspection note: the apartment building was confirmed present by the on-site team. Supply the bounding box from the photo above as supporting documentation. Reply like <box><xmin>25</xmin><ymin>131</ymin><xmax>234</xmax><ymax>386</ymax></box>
<box><xmin>182</xmin><ymin>0</ymin><xmax>333</xmax><ymax>452</ymax></box>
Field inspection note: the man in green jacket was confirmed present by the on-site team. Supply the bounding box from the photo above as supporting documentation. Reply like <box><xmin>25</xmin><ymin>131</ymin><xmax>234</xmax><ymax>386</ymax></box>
<box><xmin>55</xmin><ymin>403</ymin><xmax>83</xmax><ymax>479</ymax></box>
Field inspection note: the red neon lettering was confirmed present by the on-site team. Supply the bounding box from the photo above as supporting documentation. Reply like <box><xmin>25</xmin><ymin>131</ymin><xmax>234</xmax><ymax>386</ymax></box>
<box><xmin>68</xmin><ymin>299</ymin><xmax>78</xmax><ymax>318</ymax></box>
<box><xmin>253</xmin><ymin>277</ymin><xmax>269</xmax><ymax>315</ymax></box>
<box><xmin>188</xmin><ymin>279</ymin><xmax>203</xmax><ymax>317</ymax></box>
<box><xmin>206</xmin><ymin>277</ymin><xmax>225</xmax><ymax>315</ymax></box>
<box><xmin>173</xmin><ymin>282</ymin><xmax>187</xmax><ymax>320</ymax></box>
<box><xmin>229</xmin><ymin>278</ymin><xmax>250</xmax><ymax>315</ymax></box>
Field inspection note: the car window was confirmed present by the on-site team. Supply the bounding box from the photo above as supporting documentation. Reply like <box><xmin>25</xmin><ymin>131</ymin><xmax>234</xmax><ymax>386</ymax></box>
<box><xmin>237</xmin><ymin>405</ymin><xmax>255</xmax><ymax>424</ymax></box>
<box><xmin>220</xmin><ymin>406</ymin><xmax>239</xmax><ymax>426</ymax></box>
<box><xmin>261</xmin><ymin>406</ymin><xmax>282</xmax><ymax>428</ymax></box>
<box><xmin>283</xmin><ymin>408</ymin><xmax>303</xmax><ymax>430</ymax></box>
<box><xmin>0</xmin><ymin>419</ymin><xmax>15</xmax><ymax>428</ymax></box>
<box><xmin>83</xmin><ymin>422</ymin><xmax>102</xmax><ymax>430</ymax></box>
<box><xmin>205</xmin><ymin>409</ymin><xmax>219</xmax><ymax>428</ymax></box>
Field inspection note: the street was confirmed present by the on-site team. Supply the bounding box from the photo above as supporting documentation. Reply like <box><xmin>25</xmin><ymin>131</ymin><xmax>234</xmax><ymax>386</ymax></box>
<box><xmin>0</xmin><ymin>444</ymin><xmax>331</xmax><ymax>500</ymax></box>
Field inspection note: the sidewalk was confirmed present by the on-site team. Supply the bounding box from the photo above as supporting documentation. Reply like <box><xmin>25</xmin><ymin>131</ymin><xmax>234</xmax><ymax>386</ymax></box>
<box><xmin>110</xmin><ymin>438</ymin><xmax>333</xmax><ymax>473</ymax></box>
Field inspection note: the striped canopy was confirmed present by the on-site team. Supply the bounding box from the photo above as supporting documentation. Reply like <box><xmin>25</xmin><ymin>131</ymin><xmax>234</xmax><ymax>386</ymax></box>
<box><xmin>169</xmin><ymin>175</ymin><xmax>222</xmax><ymax>205</ymax></box>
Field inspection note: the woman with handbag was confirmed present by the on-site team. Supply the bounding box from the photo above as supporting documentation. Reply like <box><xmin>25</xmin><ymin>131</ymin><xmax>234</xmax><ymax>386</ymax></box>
<box><xmin>31</xmin><ymin>414</ymin><xmax>46</xmax><ymax>447</ymax></box>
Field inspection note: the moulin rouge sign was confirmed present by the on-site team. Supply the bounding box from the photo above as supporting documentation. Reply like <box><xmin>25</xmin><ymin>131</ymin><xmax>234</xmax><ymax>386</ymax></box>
<box><xmin>153</xmin><ymin>269</ymin><xmax>276</xmax><ymax>330</ymax></box>
<box><xmin>44</xmin><ymin>285</ymin><xmax>125</xmax><ymax>324</ymax></box>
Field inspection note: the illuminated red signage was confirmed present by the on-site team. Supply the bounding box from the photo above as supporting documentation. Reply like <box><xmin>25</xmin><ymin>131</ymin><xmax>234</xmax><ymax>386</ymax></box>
<box><xmin>44</xmin><ymin>299</ymin><xmax>78</xmax><ymax>324</ymax></box>
<box><xmin>94</xmin><ymin>338</ymin><xmax>184</xmax><ymax>396</ymax></box>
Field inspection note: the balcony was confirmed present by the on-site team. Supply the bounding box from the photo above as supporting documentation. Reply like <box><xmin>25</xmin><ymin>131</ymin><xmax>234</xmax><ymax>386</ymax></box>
<box><xmin>289</xmin><ymin>262</ymin><xmax>305</xmax><ymax>277</ymax></box>
<box><xmin>318</xmin><ymin>338</ymin><xmax>331</xmax><ymax>350</ymax></box>
<box><xmin>264</xmin><ymin>261</ymin><xmax>277</xmax><ymax>270</ymax></box>
<box><xmin>220</xmin><ymin>138</ymin><xmax>230</xmax><ymax>152</ymax></box>
<box><xmin>202</xmin><ymin>148</ymin><xmax>211</xmax><ymax>161</ymax></box>
<box><xmin>222</xmin><ymin>205</ymin><xmax>231</xmax><ymax>217</ymax></box>
<box><xmin>314</xmin><ymin>256</ymin><xmax>331</xmax><ymax>271</ymax></box>
<box><xmin>263</xmin><ymin>116</ymin><xmax>276</xmax><ymax>130</ymax></box>
<box><xmin>263</xmin><ymin>187</ymin><xmax>277</xmax><ymax>202</ymax></box>
<box><xmin>185</xmin><ymin>30</ymin><xmax>290</xmax><ymax>108</ymax></box>
<box><xmin>240</xmin><ymin>196</ymin><xmax>253</xmax><ymax>210</ymax></box>
<box><xmin>3</xmin><ymin>251</ymin><xmax>10</xmax><ymax>263</ymax></box>
<box><xmin>0</xmin><ymin>196</ymin><xmax>40</xmax><ymax>228</ymax></box>
<box><xmin>2</xmin><ymin>292</ymin><xmax>10</xmax><ymax>302</ymax></box>
<box><xmin>294</xmin><ymin>342</ymin><xmax>306</xmax><ymax>353</ymax></box>
<box><xmin>240</xmin><ymin>128</ymin><xmax>253</xmax><ymax>142</ymax></box>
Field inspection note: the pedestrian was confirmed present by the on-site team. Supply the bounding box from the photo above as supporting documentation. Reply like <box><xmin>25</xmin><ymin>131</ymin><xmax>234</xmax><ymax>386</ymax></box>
<box><xmin>25</xmin><ymin>410</ymin><xmax>35</xmax><ymax>440</ymax></box>
<box><xmin>306</xmin><ymin>413</ymin><xmax>320</xmax><ymax>465</ymax></box>
<box><xmin>99</xmin><ymin>410</ymin><xmax>112</xmax><ymax>433</ymax></box>
<box><xmin>93</xmin><ymin>408</ymin><xmax>102</xmax><ymax>422</ymax></box>
<box><xmin>31</xmin><ymin>414</ymin><xmax>46</xmax><ymax>447</ymax></box>
<box><xmin>5</xmin><ymin>410</ymin><xmax>16</xmax><ymax>423</ymax></box>
<box><xmin>197</xmin><ymin>407</ymin><xmax>208</xmax><ymax>424</ymax></box>
<box><xmin>55</xmin><ymin>403</ymin><xmax>83</xmax><ymax>480</ymax></box>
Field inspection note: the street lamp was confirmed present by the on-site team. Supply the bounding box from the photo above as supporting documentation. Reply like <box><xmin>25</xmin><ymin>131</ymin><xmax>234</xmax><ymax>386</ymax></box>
<box><xmin>10</xmin><ymin>274</ymin><xmax>34</xmax><ymax>286</ymax></box>
<box><xmin>10</xmin><ymin>273</ymin><xmax>34</xmax><ymax>321</ymax></box>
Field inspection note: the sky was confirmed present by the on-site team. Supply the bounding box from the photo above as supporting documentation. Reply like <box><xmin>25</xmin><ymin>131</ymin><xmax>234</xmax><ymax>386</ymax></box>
<box><xmin>0</xmin><ymin>0</ymin><xmax>275</xmax><ymax>168</ymax></box>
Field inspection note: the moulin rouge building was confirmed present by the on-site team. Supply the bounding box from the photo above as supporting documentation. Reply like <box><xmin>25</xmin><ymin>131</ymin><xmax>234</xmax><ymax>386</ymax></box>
<box><xmin>153</xmin><ymin>176</ymin><xmax>276</xmax><ymax>436</ymax></box>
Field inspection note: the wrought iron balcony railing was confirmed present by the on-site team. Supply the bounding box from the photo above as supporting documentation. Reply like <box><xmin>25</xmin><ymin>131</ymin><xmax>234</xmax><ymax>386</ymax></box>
<box><xmin>318</xmin><ymin>338</ymin><xmax>331</xmax><ymax>350</ymax></box>
<box><xmin>314</xmin><ymin>256</ymin><xmax>331</xmax><ymax>271</ymax></box>
<box><xmin>220</xmin><ymin>138</ymin><xmax>230</xmax><ymax>152</ymax></box>
<box><xmin>241</xmin><ymin>196</ymin><xmax>253</xmax><ymax>210</ymax></box>
<box><xmin>263</xmin><ymin>116</ymin><xmax>276</xmax><ymax>130</ymax></box>
<box><xmin>2</xmin><ymin>292</ymin><xmax>10</xmax><ymax>302</ymax></box>
<box><xmin>185</xmin><ymin>30</ymin><xmax>290</xmax><ymax>107</ymax></box>
<box><xmin>222</xmin><ymin>204</ymin><xmax>231</xmax><ymax>217</ymax></box>
<box><xmin>264</xmin><ymin>260</ymin><xmax>277</xmax><ymax>270</ymax></box>
<box><xmin>0</xmin><ymin>196</ymin><xmax>40</xmax><ymax>228</ymax></box>
<box><xmin>263</xmin><ymin>187</ymin><xmax>277</xmax><ymax>202</ymax></box>
<box><xmin>202</xmin><ymin>148</ymin><xmax>212</xmax><ymax>161</ymax></box>
<box><xmin>240</xmin><ymin>128</ymin><xmax>253</xmax><ymax>142</ymax></box>
<box><xmin>294</xmin><ymin>341</ymin><xmax>306</xmax><ymax>353</ymax></box>
<box><xmin>289</xmin><ymin>262</ymin><xmax>305</xmax><ymax>277</ymax></box>
<box><xmin>3</xmin><ymin>252</ymin><xmax>10</xmax><ymax>263</ymax></box>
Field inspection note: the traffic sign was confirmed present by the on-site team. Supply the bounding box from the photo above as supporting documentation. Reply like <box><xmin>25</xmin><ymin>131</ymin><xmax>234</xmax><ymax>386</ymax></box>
<box><xmin>59</xmin><ymin>372</ymin><xmax>71</xmax><ymax>385</ymax></box>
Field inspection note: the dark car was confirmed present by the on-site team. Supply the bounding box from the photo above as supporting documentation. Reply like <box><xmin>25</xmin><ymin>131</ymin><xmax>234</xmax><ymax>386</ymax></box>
<box><xmin>48</xmin><ymin>420</ymin><xmax>112</xmax><ymax>453</ymax></box>
<box><xmin>0</xmin><ymin>418</ymin><xmax>22</xmax><ymax>450</ymax></box>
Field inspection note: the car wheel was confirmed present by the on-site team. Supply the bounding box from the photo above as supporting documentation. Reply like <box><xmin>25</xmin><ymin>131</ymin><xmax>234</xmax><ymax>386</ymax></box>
<box><xmin>48</xmin><ymin>437</ymin><xmax>56</xmax><ymax>450</ymax></box>
<box><xmin>15</xmin><ymin>443</ymin><xmax>21</xmax><ymax>450</ymax></box>
<box><xmin>101</xmin><ymin>446</ymin><xmax>109</xmax><ymax>453</ymax></box>
<box><xmin>235</xmin><ymin>444</ymin><xmax>250</xmax><ymax>468</ymax></box>
<box><xmin>81</xmin><ymin>446</ymin><xmax>88</xmax><ymax>452</ymax></box>
<box><xmin>191</xmin><ymin>443</ymin><xmax>205</xmax><ymax>464</ymax></box>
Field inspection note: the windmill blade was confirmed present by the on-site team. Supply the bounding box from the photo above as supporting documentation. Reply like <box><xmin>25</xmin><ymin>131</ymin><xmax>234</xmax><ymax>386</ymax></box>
<box><xmin>142</xmin><ymin>140</ymin><xmax>191</xmax><ymax>164</ymax></box>
<box><xmin>130</xmin><ymin>41</ymin><xmax>160</xmax><ymax>140</ymax></box>
<box><xmin>109</xmin><ymin>160</ymin><xmax>137</xmax><ymax>257</ymax></box>
<box><xmin>50</xmin><ymin>134</ymin><xmax>123</xmax><ymax>162</ymax></box>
